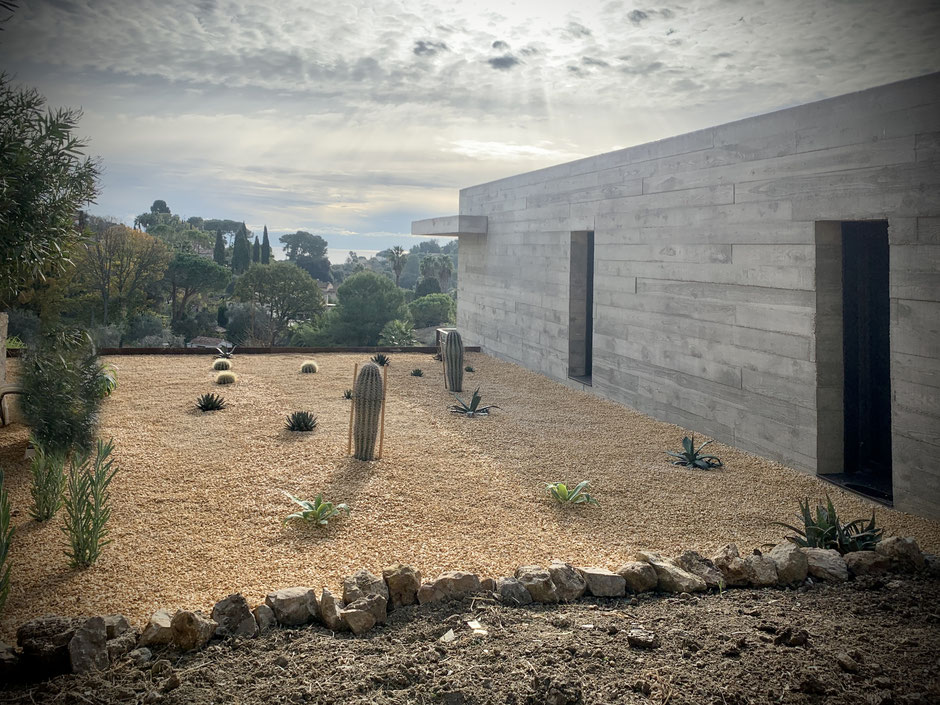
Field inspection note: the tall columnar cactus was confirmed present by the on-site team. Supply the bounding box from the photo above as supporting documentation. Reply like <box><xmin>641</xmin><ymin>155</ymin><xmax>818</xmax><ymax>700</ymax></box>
<box><xmin>353</xmin><ymin>362</ymin><xmax>384</xmax><ymax>460</ymax></box>
<box><xmin>444</xmin><ymin>330</ymin><xmax>464</xmax><ymax>392</ymax></box>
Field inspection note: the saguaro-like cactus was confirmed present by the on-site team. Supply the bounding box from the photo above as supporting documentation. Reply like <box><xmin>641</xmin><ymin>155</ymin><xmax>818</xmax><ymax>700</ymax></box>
<box><xmin>353</xmin><ymin>362</ymin><xmax>384</xmax><ymax>460</ymax></box>
<box><xmin>444</xmin><ymin>330</ymin><xmax>464</xmax><ymax>392</ymax></box>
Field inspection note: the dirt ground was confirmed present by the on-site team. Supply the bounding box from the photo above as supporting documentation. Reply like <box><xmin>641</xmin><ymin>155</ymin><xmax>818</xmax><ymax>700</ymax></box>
<box><xmin>1</xmin><ymin>352</ymin><xmax>938</xmax><ymax>641</ymax></box>
<box><xmin>3</xmin><ymin>574</ymin><xmax>939</xmax><ymax>704</ymax></box>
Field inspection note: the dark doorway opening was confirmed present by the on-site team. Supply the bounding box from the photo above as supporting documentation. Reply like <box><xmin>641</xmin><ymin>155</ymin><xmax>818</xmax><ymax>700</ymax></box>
<box><xmin>568</xmin><ymin>231</ymin><xmax>594</xmax><ymax>384</ymax></box>
<box><xmin>837</xmin><ymin>221</ymin><xmax>893</xmax><ymax>502</ymax></box>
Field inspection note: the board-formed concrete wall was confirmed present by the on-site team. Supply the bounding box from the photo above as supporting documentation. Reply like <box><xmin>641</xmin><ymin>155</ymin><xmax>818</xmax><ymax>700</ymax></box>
<box><xmin>452</xmin><ymin>72</ymin><xmax>940</xmax><ymax>519</ymax></box>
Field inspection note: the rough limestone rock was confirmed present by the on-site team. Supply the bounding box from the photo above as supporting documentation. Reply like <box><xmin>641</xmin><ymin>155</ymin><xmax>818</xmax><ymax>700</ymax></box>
<box><xmin>138</xmin><ymin>609</ymin><xmax>175</xmax><ymax>648</ymax></box>
<box><xmin>383</xmin><ymin>564</ymin><xmax>422</xmax><ymax>608</ymax></box>
<box><xmin>576</xmin><ymin>567</ymin><xmax>626</xmax><ymax>597</ymax></box>
<box><xmin>924</xmin><ymin>553</ymin><xmax>940</xmax><ymax>577</ymax></box>
<box><xmin>768</xmin><ymin>543</ymin><xmax>808</xmax><ymax>585</ymax></box>
<box><xmin>264</xmin><ymin>587</ymin><xmax>318</xmax><ymax>627</ymax></box>
<box><xmin>127</xmin><ymin>647</ymin><xmax>152</xmax><ymax>668</ymax></box>
<box><xmin>711</xmin><ymin>544</ymin><xmax>754</xmax><ymax>587</ymax></box>
<box><xmin>343</xmin><ymin>569</ymin><xmax>389</xmax><ymax>605</ymax></box>
<box><xmin>69</xmin><ymin>617</ymin><xmax>109</xmax><ymax>674</ymax></box>
<box><xmin>804</xmin><ymin>548</ymin><xmax>849</xmax><ymax>582</ymax></box>
<box><xmin>626</xmin><ymin>628</ymin><xmax>661</xmax><ymax>649</ymax></box>
<box><xmin>617</xmin><ymin>562</ymin><xmax>659</xmax><ymax>593</ymax></box>
<box><xmin>844</xmin><ymin>550</ymin><xmax>891</xmax><ymax>576</ymax></box>
<box><xmin>548</xmin><ymin>560</ymin><xmax>587</xmax><ymax>601</ymax></box>
<box><xmin>745</xmin><ymin>554</ymin><xmax>779</xmax><ymax>587</ymax></box>
<box><xmin>351</xmin><ymin>593</ymin><xmax>387</xmax><ymax>625</ymax></box>
<box><xmin>17</xmin><ymin>615</ymin><xmax>83</xmax><ymax>674</ymax></box>
<box><xmin>253</xmin><ymin>604</ymin><xmax>276</xmax><ymax>633</ymax></box>
<box><xmin>481</xmin><ymin>578</ymin><xmax>497</xmax><ymax>592</ymax></box>
<box><xmin>876</xmin><ymin>537</ymin><xmax>925</xmax><ymax>572</ymax></box>
<box><xmin>107</xmin><ymin>630</ymin><xmax>138</xmax><ymax>662</ymax></box>
<box><xmin>340</xmin><ymin>601</ymin><xmax>378</xmax><ymax>635</ymax></box>
<box><xmin>637</xmin><ymin>551</ymin><xmax>706</xmax><ymax>593</ymax></box>
<box><xmin>103</xmin><ymin>615</ymin><xmax>131</xmax><ymax>640</ymax></box>
<box><xmin>515</xmin><ymin>565</ymin><xmax>559</xmax><ymax>603</ymax></box>
<box><xmin>496</xmin><ymin>577</ymin><xmax>533</xmax><ymax>605</ymax></box>
<box><xmin>319</xmin><ymin>588</ymin><xmax>348</xmax><ymax>632</ymax></box>
<box><xmin>673</xmin><ymin>551</ymin><xmax>726</xmax><ymax>590</ymax></box>
<box><xmin>211</xmin><ymin>594</ymin><xmax>258</xmax><ymax>638</ymax></box>
<box><xmin>171</xmin><ymin>611</ymin><xmax>217</xmax><ymax>651</ymax></box>
<box><xmin>417</xmin><ymin>571</ymin><xmax>482</xmax><ymax>604</ymax></box>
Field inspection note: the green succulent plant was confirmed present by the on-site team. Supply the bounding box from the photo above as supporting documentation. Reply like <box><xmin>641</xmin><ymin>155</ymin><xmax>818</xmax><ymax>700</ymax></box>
<box><xmin>195</xmin><ymin>393</ymin><xmax>226</xmax><ymax>412</ymax></box>
<box><xmin>464</xmin><ymin>365</ymin><xmax>474</xmax><ymax>373</ymax></box>
<box><xmin>411</xmin><ymin>368</ymin><xmax>423</xmax><ymax>377</ymax></box>
<box><xmin>371</xmin><ymin>353</ymin><xmax>391</xmax><ymax>367</ymax></box>
<box><xmin>546</xmin><ymin>481</ymin><xmax>599</xmax><ymax>506</ymax></box>
<box><xmin>215</xmin><ymin>371</ymin><xmax>237</xmax><ymax>385</ymax></box>
<box><xmin>213</xmin><ymin>358</ymin><xmax>232</xmax><ymax>371</ymax></box>
<box><xmin>214</xmin><ymin>346</ymin><xmax>236</xmax><ymax>359</ymax></box>
<box><xmin>343</xmin><ymin>389</ymin><xmax>353</xmax><ymax>400</ymax></box>
<box><xmin>283</xmin><ymin>492</ymin><xmax>350</xmax><ymax>526</ymax></box>
<box><xmin>300</xmin><ymin>360</ymin><xmax>318</xmax><ymax>374</ymax></box>
<box><xmin>774</xmin><ymin>496</ymin><xmax>883</xmax><ymax>554</ymax></box>
<box><xmin>449</xmin><ymin>388</ymin><xmax>498</xmax><ymax>417</ymax></box>
<box><xmin>285</xmin><ymin>411</ymin><xmax>317</xmax><ymax>432</ymax></box>
<box><xmin>666</xmin><ymin>435</ymin><xmax>723</xmax><ymax>470</ymax></box>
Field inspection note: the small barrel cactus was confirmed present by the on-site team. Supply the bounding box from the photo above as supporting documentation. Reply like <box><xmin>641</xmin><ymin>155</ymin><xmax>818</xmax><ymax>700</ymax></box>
<box><xmin>300</xmin><ymin>360</ymin><xmax>318</xmax><ymax>374</ymax></box>
<box><xmin>215</xmin><ymin>371</ymin><xmax>237</xmax><ymax>385</ymax></box>
<box><xmin>353</xmin><ymin>362</ymin><xmax>384</xmax><ymax>461</ymax></box>
<box><xmin>213</xmin><ymin>358</ymin><xmax>232</xmax><ymax>371</ymax></box>
<box><xmin>444</xmin><ymin>330</ymin><xmax>464</xmax><ymax>392</ymax></box>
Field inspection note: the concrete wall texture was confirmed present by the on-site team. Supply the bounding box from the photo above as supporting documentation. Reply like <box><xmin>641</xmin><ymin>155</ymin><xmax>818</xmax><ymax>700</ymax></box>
<box><xmin>449</xmin><ymin>72</ymin><xmax>940</xmax><ymax>519</ymax></box>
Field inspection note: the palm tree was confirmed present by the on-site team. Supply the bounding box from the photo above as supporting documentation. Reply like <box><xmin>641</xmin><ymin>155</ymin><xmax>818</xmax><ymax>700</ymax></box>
<box><xmin>390</xmin><ymin>246</ymin><xmax>408</xmax><ymax>287</ymax></box>
<box><xmin>419</xmin><ymin>254</ymin><xmax>437</xmax><ymax>280</ymax></box>
<box><xmin>437</xmin><ymin>255</ymin><xmax>454</xmax><ymax>291</ymax></box>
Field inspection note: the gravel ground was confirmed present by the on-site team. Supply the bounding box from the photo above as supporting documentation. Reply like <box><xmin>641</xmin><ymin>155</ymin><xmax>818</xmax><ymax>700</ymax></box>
<box><xmin>1</xmin><ymin>352</ymin><xmax>938</xmax><ymax>641</ymax></box>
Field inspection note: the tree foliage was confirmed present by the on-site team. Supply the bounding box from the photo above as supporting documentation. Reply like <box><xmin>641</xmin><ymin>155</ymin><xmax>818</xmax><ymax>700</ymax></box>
<box><xmin>252</xmin><ymin>236</ymin><xmax>260</xmax><ymax>263</ymax></box>
<box><xmin>213</xmin><ymin>231</ymin><xmax>226</xmax><ymax>266</ymax></box>
<box><xmin>408</xmin><ymin>293</ymin><xmax>456</xmax><ymax>328</ymax></box>
<box><xmin>389</xmin><ymin>246</ymin><xmax>408</xmax><ymax>287</ymax></box>
<box><xmin>415</xmin><ymin>276</ymin><xmax>441</xmax><ymax>297</ymax></box>
<box><xmin>329</xmin><ymin>271</ymin><xmax>409</xmax><ymax>346</ymax></box>
<box><xmin>234</xmin><ymin>262</ymin><xmax>324</xmax><ymax>346</ymax></box>
<box><xmin>231</xmin><ymin>222</ymin><xmax>251</xmax><ymax>273</ymax></box>
<box><xmin>261</xmin><ymin>225</ymin><xmax>271</xmax><ymax>264</ymax></box>
<box><xmin>165</xmin><ymin>252</ymin><xmax>230</xmax><ymax>321</ymax></box>
<box><xmin>280</xmin><ymin>230</ymin><xmax>330</xmax><ymax>281</ymax></box>
<box><xmin>0</xmin><ymin>74</ymin><xmax>100</xmax><ymax>304</ymax></box>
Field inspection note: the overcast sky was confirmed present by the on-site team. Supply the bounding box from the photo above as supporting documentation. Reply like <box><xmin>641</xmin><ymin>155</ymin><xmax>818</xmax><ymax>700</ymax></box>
<box><xmin>2</xmin><ymin>0</ymin><xmax>939</xmax><ymax>261</ymax></box>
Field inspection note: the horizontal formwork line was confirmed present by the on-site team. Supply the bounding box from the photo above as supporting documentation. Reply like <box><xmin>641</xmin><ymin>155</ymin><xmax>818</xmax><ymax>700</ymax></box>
<box><xmin>95</xmin><ymin>346</ymin><xmax>482</xmax><ymax>356</ymax></box>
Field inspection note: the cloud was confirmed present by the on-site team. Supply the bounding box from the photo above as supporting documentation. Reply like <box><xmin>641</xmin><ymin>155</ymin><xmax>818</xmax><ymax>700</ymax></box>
<box><xmin>619</xmin><ymin>59</ymin><xmax>665</xmax><ymax>75</ymax></box>
<box><xmin>582</xmin><ymin>56</ymin><xmax>610</xmax><ymax>68</ymax></box>
<box><xmin>487</xmin><ymin>54</ymin><xmax>521</xmax><ymax>70</ymax></box>
<box><xmin>628</xmin><ymin>9</ymin><xmax>649</xmax><ymax>24</ymax></box>
<box><xmin>492</xmin><ymin>40</ymin><xmax>509</xmax><ymax>50</ymax></box>
<box><xmin>564</xmin><ymin>21</ymin><xmax>592</xmax><ymax>38</ymax></box>
<box><xmin>413</xmin><ymin>40</ymin><xmax>448</xmax><ymax>56</ymax></box>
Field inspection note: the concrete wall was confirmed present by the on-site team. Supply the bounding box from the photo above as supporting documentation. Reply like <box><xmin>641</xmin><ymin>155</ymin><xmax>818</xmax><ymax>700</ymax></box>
<box><xmin>454</xmin><ymin>72</ymin><xmax>940</xmax><ymax>519</ymax></box>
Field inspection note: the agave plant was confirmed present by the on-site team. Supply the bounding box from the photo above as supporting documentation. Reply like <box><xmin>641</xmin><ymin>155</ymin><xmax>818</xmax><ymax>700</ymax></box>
<box><xmin>666</xmin><ymin>435</ymin><xmax>723</xmax><ymax>470</ymax></box>
<box><xmin>547</xmin><ymin>481</ymin><xmax>599</xmax><ymax>506</ymax></box>
<box><xmin>283</xmin><ymin>492</ymin><xmax>350</xmax><ymax>526</ymax></box>
<box><xmin>285</xmin><ymin>411</ymin><xmax>318</xmax><ymax>432</ymax></box>
<box><xmin>371</xmin><ymin>353</ymin><xmax>390</xmax><ymax>367</ymax></box>
<box><xmin>343</xmin><ymin>389</ymin><xmax>353</xmax><ymax>400</ymax></box>
<box><xmin>214</xmin><ymin>346</ymin><xmax>236</xmax><ymax>359</ymax></box>
<box><xmin>774</xmin><ymin>496</ymin><xmax>883</xmax><ymax>554</ymax></box>
<box><xmin>196</xmin><ymin>393</ymin><xmax>226</xmax><ymax>412</ymax></box>
<box><xmin>449</xmin><ymin>388</ymin><xmax>499</xmax><ymax>417</ymax></box>
<box><xmin>411</xmin><ymin>368</ymin><xmax>423</xmax><ymax>377</ymax></box>
<box><xmin>464</xmin><ymin>365</ymin><xmax>474</xmax><ymax>373</ymax></box>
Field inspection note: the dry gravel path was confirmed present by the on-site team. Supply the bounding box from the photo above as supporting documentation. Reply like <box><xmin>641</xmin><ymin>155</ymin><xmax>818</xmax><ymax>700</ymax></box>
<box><xmin>1</xmin><ymin>352</ymin><xmax>938</xmax><ymax>640</ymax></box>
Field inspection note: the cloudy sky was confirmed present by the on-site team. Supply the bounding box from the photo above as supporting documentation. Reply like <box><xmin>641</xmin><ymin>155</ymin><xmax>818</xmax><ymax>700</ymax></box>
<box><xmin>2</xmin><ymin>0</ymin><xmax>939</xmax><ymax>260</ymax></box>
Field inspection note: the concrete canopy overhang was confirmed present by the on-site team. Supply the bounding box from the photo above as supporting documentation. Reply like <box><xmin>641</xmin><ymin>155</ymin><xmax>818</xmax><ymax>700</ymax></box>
<box><xmin>411</xmin><ymin>215</ymin><xmax>487</xmax><ymax>238</ymax></box>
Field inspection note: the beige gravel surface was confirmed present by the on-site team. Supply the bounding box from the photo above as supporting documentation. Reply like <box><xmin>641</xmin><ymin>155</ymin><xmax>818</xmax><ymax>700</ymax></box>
<box><xmin>1</xmin><ymin>352</ymin><xmax>938</xmax><ymax>639</ymax></box>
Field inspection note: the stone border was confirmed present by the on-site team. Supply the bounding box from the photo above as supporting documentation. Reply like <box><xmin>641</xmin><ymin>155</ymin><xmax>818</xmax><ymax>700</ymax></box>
<box><xmin>3</xmin><ymin>536</ymin><xmax>936</xmax><ymax>682</ymax></box>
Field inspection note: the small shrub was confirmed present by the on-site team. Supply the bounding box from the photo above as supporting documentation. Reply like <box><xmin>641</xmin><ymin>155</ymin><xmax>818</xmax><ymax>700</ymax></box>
<box><xmin>464</xmin><ymin>365</ymin><xmax>474</xmax><ymax>373</ymax></box>
<box><xmin>28</xmin><ymin>441</ymin><xmax>66</xmax><ymax>522</ymax></box>
<box><xmin>775</xmin><ymin>496</ymin><xmax>883</xmax><ymax>555</ymax></box>
<box><xmin>411</xmin><ymin>368</ymin><xmax>423</xmax><ymax>377</ymax></box>
<box><xmin>449</xmin><ymin>388</ymin><xmax>499</xmax><ymax>417</ymax></box>
<box><xmin>378</xmin><ymin>320</ymin><xmax>417</xmax><ymax>346</ymax></box>
<box><xmin>283</xmin><ymin>492</ymin><xmax>350</xmax><ymax>526</ymax></box>
<box><xmin>343</xmin><ymin>389</ymin><xmax>353</xmax><ymax>400</ymax></box>
<box><xmin>666</xmin><ymin>435</ymin><xmax>723</xmax><ymax>470</ymax></box>
<box><xmin>215</xmin><ymin>371</ymin><xmax>237</xmax><ymax>385</ymax></box>
<box><xmin>371</xmin><ymin>353</ymin><xmax>390</xmax><ymax>367</ymax></box>
<box><xmin>0</xmin><ymin>468</ymin><xmax>13</xmax><ymax>615</ymax></box>
<box><xmin>214</xmin><ymin>346</ymin><xmax>236</xmax><ymax>359</ymax></box>
<box><xmin>196</xmin><ymin>393</ymin><xmax>226</xmax><ymax>412</ymax></box>
<box><xmin>285</xmin><ymin>410</ymin><xmax>317</xmax><ymax>432</ymax></box>
<box><xmin>94</xmin><ymin>362</ymin><xmax>118</xmax><ymax>398</ymax></box>
<box><xmin>62</xmin><ymin>439</ymin><xmax>119</xmax><ymax>568</ymax></box>
<box><xmin>213</xmin><ymin>358</ymin><xmax>232</xmax><ymax>371</ymax></box>
<box><xmin>5</xmin><ymin>335</ymin><xmax>25</xmax><ymax>350</ymax></box>
<box><xmin>300</xmin><ymin>360</ymin><xmax>319</xmax><ymax>374</ymax></box>
<box><xmin>547</xmin><ymin>481</ymin><xmax>599</xmax><ymax>506</ymax></box>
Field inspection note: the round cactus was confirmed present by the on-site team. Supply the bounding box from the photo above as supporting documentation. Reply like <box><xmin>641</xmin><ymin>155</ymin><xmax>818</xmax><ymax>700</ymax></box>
<box><xmin>300</xmin><ymin>360</ymin><xmax>318</xmax><ymax>374</ymax></box>
<box><xmin>215</xmin><ymin>371</ymin><xmax>237</xmax><ymax>385</ymax></box>
<box><xmin>213</xmin><ymin>358</ymin><xmax>232</xmax><ymax>371</ymax></box>
<box><xmin>444</xmin><ymin>330</ymin><xmax>464</xmax><ymax>392</ymax></box>
<box><xmin>353</xmin><ymin>362</ymin><xmax>384</xmax><ymax>461</ymax></box>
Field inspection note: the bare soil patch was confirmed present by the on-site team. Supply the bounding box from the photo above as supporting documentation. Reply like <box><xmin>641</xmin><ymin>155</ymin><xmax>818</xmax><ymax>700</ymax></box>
<box><xmin>1</xmin><ymin>353</ymin><xmax>938</xmax><ymax>640</ymax></box>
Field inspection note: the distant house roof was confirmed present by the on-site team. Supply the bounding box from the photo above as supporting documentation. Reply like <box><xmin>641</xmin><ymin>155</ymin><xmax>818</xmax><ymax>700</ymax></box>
<box><xmin>188</xmin><ymin>336</ymin><xmax>231</xmax><ymax>348</ymax></box>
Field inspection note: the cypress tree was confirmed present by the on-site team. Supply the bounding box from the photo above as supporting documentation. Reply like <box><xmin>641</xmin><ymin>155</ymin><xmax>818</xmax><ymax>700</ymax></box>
<box><xmin>261</xmin><ymin>225</ymin><xmax>271</xmax><ymax>264</ymax></box>
<box><xmin>252</xmin><ymin>236</ymin><xmax>260</xmax><ymax>263</ymax></box>
<box><xmin>232</xmin><ymin>223</ymin><xmax>250</xmax><ymax>273</ymax></box>
<box><xmin>213</xmin><ymin>231</ymin><xmax>226</xmax><ymax>266</ymax></box>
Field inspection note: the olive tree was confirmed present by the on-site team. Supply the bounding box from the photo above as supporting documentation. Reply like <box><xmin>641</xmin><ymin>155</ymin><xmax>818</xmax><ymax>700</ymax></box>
<box><xmin>234</xmin><ymin>262</ymin><xmax>324</xmax><ymax>346</ymax></box>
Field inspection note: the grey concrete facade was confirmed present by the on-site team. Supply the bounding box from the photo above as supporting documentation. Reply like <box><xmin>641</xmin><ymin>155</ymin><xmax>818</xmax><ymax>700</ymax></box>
<box><xmin>415</xmin><ymin>73</ymin><xmax>940</xmax><ymax>520</ymax></box>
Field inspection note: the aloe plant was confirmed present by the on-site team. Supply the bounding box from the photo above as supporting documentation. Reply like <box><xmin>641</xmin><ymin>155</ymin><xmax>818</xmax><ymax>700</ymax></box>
<box><xmin>285</xmin><ymin>411</ymin><xmax>317</xmax><ymax>432</ymax></box>
<box><xmin>547</xmin><ymin>481</ymin><xmax>599</xmax><ymax>506</ymax></box>
<box><xmin>774</xmin><ymin>496</ymin><xmax>883</xmax><ymax>554</ymax></box>
<box><xmin>666</xmin><ymin>435</ymin><xmax>723</xmax><ymax>470</ymax></box>
<box><xmin>449</xmin><ymin>388</ymin><xmax>499</xmax><ymax>417</ymax></box>
<box><xmin>283</xmin><ymin>492</ymin><xmax>350</xmax><ymax>526</ymax></box>
<box><xmin>371</xmin><ymin>353</ymin><xmax>390</xmax><ymax>367</ymax></box>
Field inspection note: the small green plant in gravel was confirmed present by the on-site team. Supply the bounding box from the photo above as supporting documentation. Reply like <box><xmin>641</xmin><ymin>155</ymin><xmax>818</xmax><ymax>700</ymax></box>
<box><xmin>464</xmin><ymin>365</ymin><xmax>474</xmax><ymax>373</ymax></box>
<box><xmin>214</xmin><ymin>346</ymin><xmax>236</xmax><ymax>359</ymax></box>
<box><xmin>283</xmin><ymin>492</ymin><xmax>350</xmax><ymax>526</ymax></box>
<box><xmin>29</xmin><ymin>440</ymin><xmax>66</xmax><ymax>522</ymax></box>
<box><xmin>213</xmin><ymin>358</ymin><xmax>232</xmax><ymax>371</ymax></box>
<box><xmin>285</xmin><ymin>411</ymin><xmax>318</xmax><ymax>432</ymax></box>
<box><xmin>546</xmin><ymin>480</ymin><xmax>599</xmax><ymax>506</ymax></box>
<box><xmin>196</xmin><ymin>393</ymin><xmax>227</xmax><ymax>412</ymax></box>
<box><xmin>411</xmin><ymin>369</ymin><xmax>423</xmax><ymax>377</ymax></box>
<box><xmin>63</xmin><ymin>439</ymin><xmax>119</xmax><ymax>568</ymax></box>
<box><xmin>449</xmin><ymin>388</ymin><xmax>499</xmax><ymax>417</ymax></box>
<box><xmin>94</xmin><ymin>362</ymin><xmax>118</xmax><ymax>398</ymax></box>
<box><xmin>343</xmin><ymin>389</ymin><xmax>352</xmax><ymax>400</ymax></box>
<box><xmin>215</xmin><ymin>371</ymin><xmax>237</xmax><ymax>385</ymax></box>
<box><xmin>0</xmin><ymin>468</ymin><xmax>12</xmax><ymax>615</ymax></box>
<box><xmin>666</xmin><ymin>435</ymin><xmax>723</xmax><ymax>469</ymax></box>
<box><xmin>300</xmin><ymin>360</ymin><xmax>319</xmax><ymax>374</ymax></box>
<box><xmin>371</xmin><ymin>353</ymin><xmax>390</xmax><ymax>367</ymax></box>
<box><xmin>775</xmin><ymin>496</ymin><xmax>883</xmax><ymax>554</ymax></box>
